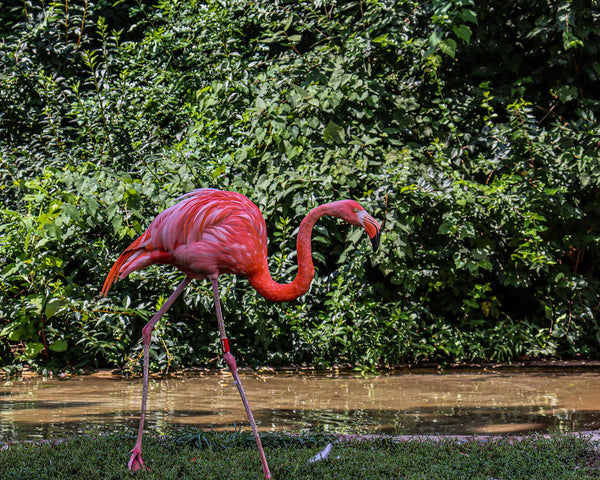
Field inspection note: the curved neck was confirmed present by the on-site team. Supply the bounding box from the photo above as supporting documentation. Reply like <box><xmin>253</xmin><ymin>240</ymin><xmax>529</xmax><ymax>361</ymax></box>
<box><xmin>248</xmin><ymin>204</ymin><xmax>330</xmax><ymax>302</ymax></box>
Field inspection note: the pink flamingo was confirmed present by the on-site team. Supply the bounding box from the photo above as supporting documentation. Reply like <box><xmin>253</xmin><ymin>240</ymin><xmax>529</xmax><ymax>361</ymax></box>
<box><xmin>101</xmin><ymin>188</ymin><xmax>381</xmax><ymax>479</ymax></box>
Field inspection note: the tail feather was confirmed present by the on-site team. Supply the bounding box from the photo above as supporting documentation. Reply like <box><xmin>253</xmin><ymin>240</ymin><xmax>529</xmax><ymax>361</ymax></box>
<box><xmin>102</xmin><ymin>244</ymin><xmax>175</xmax><ymax>297</ymax></box>
<box><xmin>101</xmin><ymin>234</ymin><xmax>150</xmax><ymax>297</ymax></box>
<box><xmin>101</xmin><ymin>249</ymin><xmax>136</xmax><ymax>297</ymax></box>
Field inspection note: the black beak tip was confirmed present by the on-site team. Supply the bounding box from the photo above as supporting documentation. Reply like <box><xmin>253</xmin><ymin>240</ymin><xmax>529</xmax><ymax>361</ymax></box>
<box><xmin>370</xmin><ymin>231</ymin><xmax>381</xmax><ymax>252</ymax></box>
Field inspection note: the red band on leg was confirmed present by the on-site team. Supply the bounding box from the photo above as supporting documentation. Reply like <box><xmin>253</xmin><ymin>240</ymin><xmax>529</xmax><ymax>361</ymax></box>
<box><xmin>221</xmin><ymin>337</ymin><xmax>230</xmax><ymax>353</ymax></box>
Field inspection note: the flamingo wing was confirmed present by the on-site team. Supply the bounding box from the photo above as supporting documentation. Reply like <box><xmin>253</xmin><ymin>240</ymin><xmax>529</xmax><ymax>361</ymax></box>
<box><xmin>101</xmin><ymin>189</ymin><xmax>268</xmax><ymax>297</ymax></box>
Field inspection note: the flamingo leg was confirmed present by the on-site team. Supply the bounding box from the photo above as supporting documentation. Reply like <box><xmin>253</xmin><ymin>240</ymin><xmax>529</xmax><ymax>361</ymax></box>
<box><xmin>211</xmin><ymin>278</ymin><xmax>271</xmax><ymax>480</ymax></box>
<box><xmin>129</xmin><ymin>277</ymin><xmax>191</xmax><ymax>471</ymax></box>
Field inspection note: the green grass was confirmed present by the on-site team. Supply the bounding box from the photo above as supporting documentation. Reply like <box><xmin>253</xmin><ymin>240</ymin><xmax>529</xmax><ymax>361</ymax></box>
<box><xmin>1</xmin><ymin>430</ymin><xmax>599</xmax><ymax>479</ymax></box>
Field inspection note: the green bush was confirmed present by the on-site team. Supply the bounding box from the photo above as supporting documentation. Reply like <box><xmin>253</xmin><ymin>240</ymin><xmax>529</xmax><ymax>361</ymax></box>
<box><xmin>1</xmin><ymin>0</ymin><xmax>599</xmax><ymax>372</ymax></box>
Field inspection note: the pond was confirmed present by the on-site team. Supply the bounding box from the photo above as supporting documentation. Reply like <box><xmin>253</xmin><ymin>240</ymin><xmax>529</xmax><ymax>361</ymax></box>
<box><xmin>2</xmin><ymin>367</ymin><xmax>600</xmax><ymax>442</ymax></box>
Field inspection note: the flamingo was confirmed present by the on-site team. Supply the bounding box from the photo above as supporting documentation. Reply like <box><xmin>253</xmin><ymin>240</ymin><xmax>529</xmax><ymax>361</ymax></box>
<box><xmin>101</xmin><ymin>188</ymin><xmax>381</xmax><ymax>479</ymax></box>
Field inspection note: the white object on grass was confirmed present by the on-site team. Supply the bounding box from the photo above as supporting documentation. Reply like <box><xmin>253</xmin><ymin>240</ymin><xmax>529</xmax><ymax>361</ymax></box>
<box><xmin>309</xmin><ymin>442</ymin><xmax>333</xmax><ymax>463</ymax></box>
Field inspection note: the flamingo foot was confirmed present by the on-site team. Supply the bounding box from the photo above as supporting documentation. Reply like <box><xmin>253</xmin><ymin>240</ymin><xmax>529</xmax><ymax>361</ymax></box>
<box><xmin>128</xmin><ymin>446</ymin><xmax>147</xmax><ymax>472</ymax></box>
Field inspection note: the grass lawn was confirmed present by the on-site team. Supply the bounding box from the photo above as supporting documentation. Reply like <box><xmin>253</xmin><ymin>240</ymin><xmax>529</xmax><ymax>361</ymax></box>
<box><xmin>1</xmin><ymin>430</ymin><xmax>599</xmax><ymax>479</ymax></box>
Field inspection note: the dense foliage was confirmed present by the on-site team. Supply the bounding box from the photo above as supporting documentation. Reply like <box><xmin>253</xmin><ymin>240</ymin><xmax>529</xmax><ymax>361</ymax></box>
<box><xmin>1</xmin><ymin>0</ymin><xmax>599</xmax><ymax>373</ymax></box>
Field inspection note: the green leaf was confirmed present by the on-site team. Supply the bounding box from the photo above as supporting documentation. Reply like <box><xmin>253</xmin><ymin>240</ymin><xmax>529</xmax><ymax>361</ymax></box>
<box><xmin>255</xmin><ymin>97</ymin><xmax>267</xmax><ymax>111</ymax></box>
<box><xmin>555</xmin><ymin>85</ymin><xmax>578</xmax><ymax>103</ymax></box>
<box><xmin>453</xmin><ymin>24</ymin><xmax>472</xmax><ymax>44</ymax></box>
<box><xmin>0</xmin><ymin>324</ymin><xmax>15</xmax><ymax>338</ymax></box>
<box><xmin>459</xmin><ymin>9</ymin><xmax>478</xmax><ymax>25</ymax></box>
<box><xmin>439</xmin><ymin>38</ymin><xmax>457</xmax><ymax>57</ymax></box>
<box><xmin>292</xmin><ymin>84</ymin><xmax>309</xmax><ymax>98</ymax></box>
<box><xmin>24</xmin><ymin>342</ymin><xmax>44</xmax><ymax>359</ymax></box>
<box><xmin>49</xmin><ymin>340</ymin><xmax>68</xmax><ymax>352</ymax></box>
<box><xmin>7</xmin><ymin>327</ymin><xmax>32</xmax><ymax>342</ymax></box>
<box><xmin>45</xmin><ymin>298</ymin><xmax>64</xmax><ymax>319</ymax></box>
<box><xmin>29</xmin><ymin>294</ymin><xmax>45</xmax><ymax>315</ymax></box>
<box><xmin>323</xmin><ymin>120</ymin><xmax>345</xmax><ymax>144</ymax></box>
<box><xmin>428</xmin><ymin>30</ymin><xmax>443</xmax><ymax>48</ymax></box>
<box><xmin>372</xmin><ymin>33</ymin><xmax>389</xmax><ymax>44</ymax></box>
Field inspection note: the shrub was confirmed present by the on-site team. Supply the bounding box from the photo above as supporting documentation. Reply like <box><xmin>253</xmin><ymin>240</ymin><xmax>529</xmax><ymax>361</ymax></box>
<box><xmin>1</xmin><ymin>0</ymin><xmax>599</xmax><ymax>372</ymax></box>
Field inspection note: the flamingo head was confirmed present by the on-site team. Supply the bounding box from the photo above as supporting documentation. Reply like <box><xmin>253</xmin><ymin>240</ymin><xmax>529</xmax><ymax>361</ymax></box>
<box><xmin>330</xmin><ymin>200</ymin><xmax>382</xmax><ymax>252</ymax></box>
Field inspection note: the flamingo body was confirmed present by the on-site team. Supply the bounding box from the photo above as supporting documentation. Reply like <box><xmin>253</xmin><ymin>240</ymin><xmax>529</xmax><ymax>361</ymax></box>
<box><xmin>101</xmin><ymin>188</ymin><xmax>381</xmax><ymax>479</ymax></box>
<box><xmin>102</xmin><ymin>189</ymin><xmax>267</xmax><ymax>290</ymax></box>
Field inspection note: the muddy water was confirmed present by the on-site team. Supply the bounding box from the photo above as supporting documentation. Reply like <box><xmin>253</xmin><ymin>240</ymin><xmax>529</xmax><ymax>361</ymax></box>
<box><xmin>2</xmin><ymin>369</ymin><xmax>600</xmax><ymax>442</ymax></box>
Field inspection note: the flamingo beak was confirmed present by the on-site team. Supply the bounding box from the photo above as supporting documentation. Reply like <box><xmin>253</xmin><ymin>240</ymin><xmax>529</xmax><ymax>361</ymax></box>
<box><xmin>363</xmin><ymin>215</ymin><xmax>381</xmax><ymax>253</ymax></box>
<box><xmin>370</xmin><ymin>227</ymin><xmax>381</xmax><ymax>252</ymax></box>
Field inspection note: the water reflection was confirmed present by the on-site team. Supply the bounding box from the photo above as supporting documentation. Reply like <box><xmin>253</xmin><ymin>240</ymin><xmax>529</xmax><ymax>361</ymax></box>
<box><xmin>2</xmin><ymin>369</ymin><xmax>600</xmax><ymax>442</ymax></box>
